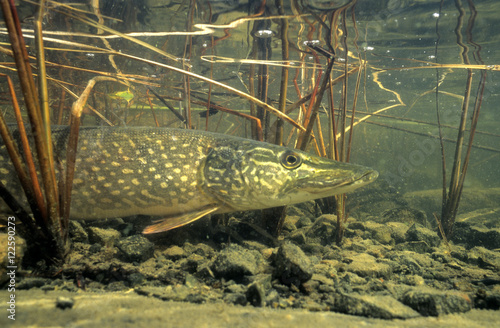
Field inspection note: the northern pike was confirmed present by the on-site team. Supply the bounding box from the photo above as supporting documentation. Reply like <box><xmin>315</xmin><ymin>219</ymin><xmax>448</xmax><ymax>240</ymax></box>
<box><xmin>0</xmin><ymin>126</ymin><xmax>378</xmax><ymax>233</ymax></box>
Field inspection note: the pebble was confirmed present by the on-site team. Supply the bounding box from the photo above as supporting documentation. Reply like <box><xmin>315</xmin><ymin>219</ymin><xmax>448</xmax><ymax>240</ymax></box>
<box><xmin>381</xmin><ymin>207</ymin><xmax>429</xmax><ymax>227</ymax></box>
<box><xmin>334</xmin><ymin>293</ymin><xmax>421</xmax><ymax>319</ymax></box>
<box><xmin>56</xmin><ymin>297</ymin><xmax>74</xmax><ymax>310</ymax></box>
<box><xmin>394</xmin><ymin>241</ymin><xmax>433</xmax><ymax>254</ymax></box>
<box><xmin>363</xmin><ymin>221</ymin><xmax>394</xmax><ymax>245</ymax></box>
<box><xmin>386</xmin><ymin>222</ymin><xmax>409</xmax><ymax>243</ymax></box>
<box><xmin>389</xmin><ymin>253</ymin><xmax>424</xmax><ymax>275</ymax></box>
<box><xmin>68</xmin><ymin>221</ymin><xmax>88</xmax><ymax>243</ymax></box>
<box><xmin>405</xmin><ymin>223</ymin><xmax>441</xmax><ymax>247</ymax></box>
<box><xmin>246</xmin><ymin>282</ymin><xmax>266</xmax><ymax>307</ymax></box>
<box><xmin>345</xmin><ymin>253</ymin><xmax>392</xmax><ymax>279</ymax></box>
<box><xmin>211</xmin><ymin>244</ymin><xmax>262</xmax><ymax>279</ymax></box>
<box><xmin>295</xmin><ymin>216</ymin><xmax>312</xmax><ymax>228</ymax></box>
<box><xmin>17</xmin><ymin>277</ymin><xmax>52</xmax><ymax>289</ymax></box>
<box><xmin>453</xmin><ymin>222</ymin><xmax>500</xmax><ymax>250</ymax></box>
<box><xmin>400</xmin><ymin>288</ymin><xmax>472</xmax><ymax>316</ymax></box>
<box><xmin>402</xmin><ymin>274</ymin><xmax>426</xmax><ymax>286</ymax></box>
<box><xmin>116</xmin><ymin>235</ymin><xmax>154</xmax><ymax>262</ymax></box>
<box><xmin>274</xmin><ymin>241</ymin><xmax>313</xmax><ymax>286</ymax></box>
<box><xmin>288</xmin><ymin>230</ymin><xmax>307</xmax><ymax>244</ymax></box>
<box><xmin>163</xmin><ymin>245</ymin><xmax>186</xmax><ymax>260</ymax></box>
<box><xmin>305</xmin><ymin>214</ymin><xmax>337</xmax><ymax>245</ymax></box>
<box><xmin>87</xmin><ymin>227</ymin><xmax>121</xmax><ymax>247</ymax></box>
<box><xmin>224</xmin><ymin>293</ymin><xmax>247</xmax><ymax>305</ymax></box>
<box><xmin>455</xmin><ymin>246</ymin><xmax>500</xmax><ymax>272</ymax></box>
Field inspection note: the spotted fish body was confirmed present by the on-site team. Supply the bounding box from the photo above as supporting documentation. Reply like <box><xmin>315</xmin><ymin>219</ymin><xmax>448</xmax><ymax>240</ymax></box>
<box><xmin>0</xmin><ymin>126</ymin><xmax>378</xmax><ymax>233</ymax></box>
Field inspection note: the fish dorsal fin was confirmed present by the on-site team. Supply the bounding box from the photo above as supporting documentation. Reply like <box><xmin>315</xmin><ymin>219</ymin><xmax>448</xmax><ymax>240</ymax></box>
<box><xmin>142</xmin><ymin>205</ymin><xmax>219</xmax><ymax>234</ymax></box>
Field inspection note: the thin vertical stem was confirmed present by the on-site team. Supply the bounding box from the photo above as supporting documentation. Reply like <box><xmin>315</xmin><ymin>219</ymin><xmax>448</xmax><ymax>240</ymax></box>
<box><xmin>275</xmin><ymin>0</ymin><xmax>289</xmax><ymax>146</ymax></box>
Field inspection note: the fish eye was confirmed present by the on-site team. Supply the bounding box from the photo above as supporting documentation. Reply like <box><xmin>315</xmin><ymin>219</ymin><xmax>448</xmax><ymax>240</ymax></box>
<box><xmin>280</xmin><ymin>151</ymin><xmax>302</xmax><ymax>169</ymax></box>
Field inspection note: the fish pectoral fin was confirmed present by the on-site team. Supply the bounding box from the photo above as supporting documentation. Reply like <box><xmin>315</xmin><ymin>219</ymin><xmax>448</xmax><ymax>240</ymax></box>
<box><xmin>142</xmin><ymin>205</ymin><xmax>219</xmax><ymax>234</ymax></box>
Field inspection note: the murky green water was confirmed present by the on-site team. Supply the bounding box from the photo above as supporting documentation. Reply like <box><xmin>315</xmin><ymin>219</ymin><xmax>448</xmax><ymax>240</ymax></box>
<box><xmin>2</xmin><ymin>0</ymin><xmax>499</xmax><ymax>205</ymax></box>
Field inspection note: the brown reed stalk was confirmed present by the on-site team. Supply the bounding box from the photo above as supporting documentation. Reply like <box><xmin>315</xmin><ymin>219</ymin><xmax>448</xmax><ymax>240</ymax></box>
<box><xmin>436</xmin><ymin>0</ymin><xmax>485</xmax><ymax>240</ymax></box>
<box><xmin>274</xmin><ymin>0</ymin><xmax>289</xmax><ymax>146</ymax></box>
<box><xmin>0</xmin><ymin>0</ymin><xmax>67</xmax><ymax>262</ymax></box>
<box><xmin>63</xmin><ymin>76</ymin><xmax>118</xmax><ymax>222</ymax></box>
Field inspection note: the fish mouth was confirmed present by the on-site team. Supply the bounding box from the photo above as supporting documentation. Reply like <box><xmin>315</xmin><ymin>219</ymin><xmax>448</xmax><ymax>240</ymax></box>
<box><xmin>305</xmin><ymin>167</ymin><xmax>378</xmax><ymax>195</ymax></box>
<box><xmin>336</xmin><ymin>168</ymin><xmax>379</xmax><ymax>189</ymax></box>
<box><xmin>357</xmin><ymin>169</ymin><xmax>379</xmax><ymax>184</ymax></box>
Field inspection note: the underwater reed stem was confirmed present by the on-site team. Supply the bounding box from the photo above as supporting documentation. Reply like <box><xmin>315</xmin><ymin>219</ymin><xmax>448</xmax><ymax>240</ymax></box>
<box><xmin>297</xmin><ymin>58</ymin><xmax>334</xmax><ymax>151</ymax></box>
<box><xmin>0</xmin><ymin>0</ymin><xmax>60</xmax><ymax>229</ymax></box>
<box><xmin>0</xmin><ymin>93</ymin><xmax>45</xmax><ymax>231</ymax></box>
<box><xmin>274</xmin><ymin>0</ymin><xmax>289</xmax><ymax>146</ymax></box>
<box><xmin>0</xmin><ymin>74</ymin><xmax>46</xmax><ymax>223</ymax></box>
<box><xmin>63</xmin><ymin>76</ymin><xmax>117</xmax><ymax>221</ymax></box>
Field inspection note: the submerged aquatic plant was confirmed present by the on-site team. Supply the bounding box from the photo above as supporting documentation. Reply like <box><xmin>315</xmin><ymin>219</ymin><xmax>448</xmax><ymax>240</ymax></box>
<box><xmin>0</xmin><ymin>0</ymin><xmax>68</xmax><ymax>263</ymax></box>
<box><xmin>0</xmin><ymin>0</ymin><xmax>120</xmax><ymax>264</ymax></box>
<box><xmin>434</xmin><ymin>0</ymin><xmax>487</xmax><ymax>240</ymax></box>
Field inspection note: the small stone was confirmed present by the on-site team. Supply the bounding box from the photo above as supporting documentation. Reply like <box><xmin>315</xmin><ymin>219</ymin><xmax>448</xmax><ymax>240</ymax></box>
<box><xmin>394</xmin><ymin>241</ymin><xmax>433</xmax><ymax>254</ymax></box>
<box><xmin>347</xmin><ymin>222</ymin><xmax>365</xmax><ymax>230</ymax></box>
<box><xmin>88</xmin><ymin>243</ymin><xmax>102</xmax><ymax>254</ymax></box>
<box><xmin>295</xmin><ymin>216</ymin><xmax>312</xmax><ymax>228</ymax></box>
<box><xmin>242</xmin><ymin>240</ymin><xmax>268</xmax><ymax>252</ymax></box>
<box><xmin>188</xmin><ymin>243</ymin><xmax>215</xmax><ymax>257</ymax></box>
<box><xmin>211</xmin><ymin>244</ymin><xmax>262</xmax><ymax>279</ymax></box>
<box><xmin>364</xmin><ymin>221</ymin><xmax>393</xmax><ymax>245</ymax></box>
<box><xmin>107</xmin><ymin>281</ymin><xmax>127</xmax><ymax>291</ymax></box>
<box><xmin>287</xmin><ymin>201</ymin><xmax>319</xmax><ymax>221</ymax></box>
<box><xmin>311</xmin><ymin>273</ymin><xmax>335</xmax><ymax>286</ymax></box>
<box><xmin>266</xmin><ymin>289</ymin><xmax>280</xmax><ymax>307</ymax></box>
<box><xmin>224</xmin><ymin>293</ymin><xmax>247</xmax><ymax>305</ymax></box>
<box><xmin>56</xmin><ymin>296</ymin><xmax>74</xmax><ymax>310</ymax></box>
<box><xmin>346</xmin><ymin>253</ymin><xmax>392</xmax><ymax>279</ymax></box>
<box><xmin>246</xmin><ymin>282</ymin><xmax>266</xmax><ymax>307</ymax></box>
<box><xmin>128</xmin><ymin>273</ymin><xmax>145</xmax><ymax>286</ymax></box>
<box><xmin>381</xmin><ymin>207</ymin><xmax>429</xmax><ymax>227</ymax></box>
<box><xmin>335</xmin><ymin>293</ymin><xmax>421</xmax><ymax>319</ymax></box>
<box><xmin>281</xmin><ymin>219</ymin><xmax>297</xmax><ymax>232</ymax></box>
<box><xmin>389</xmin><ymin>253</ymin><xmax>424</xmax><ymax>275</ymax></box>
<box><xmin>402</xmin><ymin>274</ymin><xmax>426</xmax><ymax>286</ymax></box>
<box><xmin>184</xmin><ymin>274</ymin><xmax>200</xmax><ymax>288</ymax></box>
<box><xmin>69</xmin><ymin>221</ymin><xmax>88</xmax><ymax>243</ymax></box>
<box><xmin>475</xmin><ymin>290</ymin><xmax>500</xmax><ymax>310</ymax></box>
<box><xmin>87</xmin><ymin>227</ymin><xmax>121</xmax><ymax>247</ymax></box>
<box><xmin>163</xmin><ymin>245</ymin><xmax>186</xmax><ymax>260</ymax></box>
<box><xmin>288</xmin><ymin>230</ymin><xmax>307</xmax><ymax>244</ymax></box>
<box><xmin>386</xmin><ymin>222</ymin><xmax>410</xmax><ymax>243</ymax></box>
<box><xmin>306</xmin><ymin>214</ymin><xmax>337</xmax><ymax>245</ymax></box>
<box><xmin>116</xmin><ymin>235</ymin><xmax>154</xmax><ymax>262</ymax></box>
<box><xmin>453</xmin><ymin>222</ymin><xmax>500</xmax><ymax>250</ymax></box>
<box><xmin>455</xmin><ymin>246</ymin><xmax>500</xmax><ymax>271</ymax></box>
<box><xmin>345</xmin><ymin>241</ymin><xmax>367</xmax><ymax>253</ymax></box>
<box><xmin>274</xmin><ymin>241</ymin><xmax>313</xmax><ymax>286</ymax></box>
<box><xmin>405</xmin><ymin>223</ymin><xmax>440</xmax><ymax>247</ymax></box>
<box><xmin>17</xmin><ymin>277</ymin><xmax>51</xmax><ymax>289</ymax></box>
<box><xmin>400</xmin><ymin>288</ymin><xmax>472</xmax><ymax>316</ymax></box>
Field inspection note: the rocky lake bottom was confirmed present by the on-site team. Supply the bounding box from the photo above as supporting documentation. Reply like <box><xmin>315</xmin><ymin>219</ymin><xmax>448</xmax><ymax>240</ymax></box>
<box><xmin>1</xmin><ymin>185</ymin><xmax>499</xmax><ymax>327</ymax></box>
